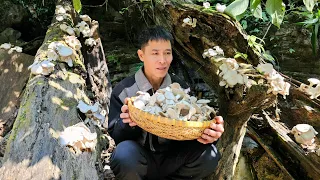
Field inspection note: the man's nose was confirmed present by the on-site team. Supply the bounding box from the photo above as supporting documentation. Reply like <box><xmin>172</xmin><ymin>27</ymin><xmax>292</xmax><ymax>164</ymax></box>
<box><xmin>159</xmin><ymin>54</ymin><xmax>166</xmax><ymax>63</ymax></box>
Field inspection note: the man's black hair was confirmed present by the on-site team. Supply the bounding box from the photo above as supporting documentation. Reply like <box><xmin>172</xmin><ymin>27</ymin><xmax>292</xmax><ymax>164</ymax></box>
<box><xmin>138</xmin><ymin>26</ymin><xmax>173</xmax><ymax>49</ymax></box>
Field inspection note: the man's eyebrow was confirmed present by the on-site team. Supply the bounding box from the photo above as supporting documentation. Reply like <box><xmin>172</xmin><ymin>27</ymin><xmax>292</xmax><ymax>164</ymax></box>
<box><xmin>151</xmin><ymin>49</ymin><xmax>171</xmax><ymax>51</ymax></box>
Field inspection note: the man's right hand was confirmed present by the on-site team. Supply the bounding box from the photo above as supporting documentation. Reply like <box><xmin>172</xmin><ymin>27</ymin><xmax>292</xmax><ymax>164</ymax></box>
<box><xmin>120</xmin><ymin>98</ymin><xmax>137</xmax><ymax>127</ymax></box>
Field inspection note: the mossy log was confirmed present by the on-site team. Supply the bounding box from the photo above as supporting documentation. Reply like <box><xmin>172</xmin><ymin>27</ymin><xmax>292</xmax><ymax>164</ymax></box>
<box><xmin>0</xmin><ymin>0</ymin><xmax>110</xmax><ymax>179</ymax></box>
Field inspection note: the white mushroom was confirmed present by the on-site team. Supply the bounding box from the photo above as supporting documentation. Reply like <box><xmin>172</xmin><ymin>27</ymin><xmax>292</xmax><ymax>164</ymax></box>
<box><xmin>197</xmin><ymin>99</ymin><xmax>210</xmax><ymax>104</ymax></box>
<box><xmin>64</xmin><ymin>36</ymin><xmax>81</xmax><ymax>50</ymax></box>
<box><xmin>41</xmin><ymin>60</ymin><xmax>55</xmax><ymax>75</ymax></box>
<box><xmin>170</xmin><ymin>83</ymin><xmax>181</xmax><ymax>89</ymax></box>
<box><xmin>0</xmin><ymin>43</ymin><xmax>11</xmax><ymax>50</ymax></box>
<box><xmin>56</xmin><ymin>15</ymin><xmax>64</xmax><ymax>21</ymax></box>
<box><xmin>134</xmin><ymin>99</ymin><xmax>146</xmax><ymax>110</ymax></box>
<box><xmin>77</xmin><ymin>100</ymin><xmax>92</xmax><ymax>113</ymax></box>
<box><xmin>307</xmin><ymin>78</ymin><xmax>320</xmax><ymax>87</ymax></box>
<box><xmin>59</xmin><ymin>122</ymin><xmax>97</xmax><ymax>154</ymax></box>
<box><xmin>187</xmin><ymin>107</ymin><xmax>196</xmax><ymax>120</ymax></box>
<box><xmin>291</xmin><ymin>124</ymin><xmax>318</xmax><ymax>145</ymax></box>
<box><xmin>80</xmin><ymin>14</ymin><xmax>91</xmax><ymax>22</ymax></box>
<box><xmin>216</xmin><ymin>3</ymin><xmax>226</xmax><ymax>13</ymax></box>
<box><xmin>28</xmin><ymin>62</ymin><xmax>43</xmax><ymax>75</ymax></box>
<box><xmin>166</xmin><ymin>99</ymin><xmax>175</xmax><ymax>105</ymax></box>
<box><xmin>167</xmin><ymin>108</ymin><xmax>179</xmax><ymax>119</ymax></box>
<box><xmin>156</xmin><ymin>93</ymin><xmax>165</xmax><ymax>104</ymax></box>
<box><xmin>55</xmin><ymin>5</ymin><xmax>66</xmax><ymax>14</ymax></box>
<box><xmin>85</xmin><ymin>38</ymin><xmax>96</xmax><ymax>46</ymax></box>
<box><xmin>57</xmin><ymin>45</ymin><xmax>73</xmax><ymax>56</ymax></box>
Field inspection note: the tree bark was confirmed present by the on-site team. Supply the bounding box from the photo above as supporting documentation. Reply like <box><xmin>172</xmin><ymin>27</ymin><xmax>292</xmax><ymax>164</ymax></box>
<box><xmin>0</xmin><ymin>0</ymin><xmax>110</xmax><ymax>179</ymax></box>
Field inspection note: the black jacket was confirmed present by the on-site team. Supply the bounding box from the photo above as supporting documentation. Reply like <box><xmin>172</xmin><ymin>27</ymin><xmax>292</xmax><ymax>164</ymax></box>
<box><xmin>108</xmin><ymin>67</ymin><xmax>191</xmax><ymax>152</ymax></box>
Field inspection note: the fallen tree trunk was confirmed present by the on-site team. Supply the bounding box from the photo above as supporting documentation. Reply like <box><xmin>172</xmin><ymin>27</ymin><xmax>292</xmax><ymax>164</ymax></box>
<box><xmin>0</xmin><ymin>0</ymin><xmax>111</xmax><ymax>179</ymax></box>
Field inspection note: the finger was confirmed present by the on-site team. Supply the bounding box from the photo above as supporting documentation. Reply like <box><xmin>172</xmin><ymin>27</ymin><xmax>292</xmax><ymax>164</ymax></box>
<box><xmin>201</xmin><ymin>133</ymin><xmax>216</xmax><ymax>142</ymax></box>
<box><xmin>121</xmin><ymin>105</ymin><xmax>128</xmax><ymax>113</ymax></box>
<box><xmin>215</xmin><ymin>116</ymin><xmax>224</xmax><ymax>124</ymax></box>
<box><xmin>210</xmin><ymin>122</ymin><xmax>217</xmax><ymax>129</ymax></box>
<box><xmin>214</xmin><ymin>124</ymin><xmax>225</xmax><ymax>133</ymax></box>
<box><xmin>124</xmin><ymin>98</ymin><xmax>130</xmax><ymax>105</ymax></box>
<box><xmin>129</xmin><ymin>122</ymin><xmax>137</xmax><ymax>127</ymax></box>
<box><xmin>120</xmin><ymin>113</ymin><xmax>130</xmax><ymax>119</ymax></box>
<box><xmin>122</xmin><ymin>118</ymin><xmax>132</xmax><ymax>124</ymax></box>
<box><xmin>197</xmin><ymin>138</ymin><xmax>209</xmax><ymax>144</ymax></box>
<box><xmin>204</xmin><ymin>129</ymin><xmax>222</xmax><ymax>139</ymax></box>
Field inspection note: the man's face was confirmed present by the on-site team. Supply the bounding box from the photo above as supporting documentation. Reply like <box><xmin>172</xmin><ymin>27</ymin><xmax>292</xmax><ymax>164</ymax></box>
<box><xmin>137</xmin><ymin>40</ymin><xmax>173</xmax><ymax>79</ymax></box>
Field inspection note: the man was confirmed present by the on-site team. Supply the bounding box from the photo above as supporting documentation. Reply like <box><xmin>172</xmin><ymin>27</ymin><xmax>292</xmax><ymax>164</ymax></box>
<box><xmin>108</xmin><ymin>26</ymin><xmax>224</xmax><ymax>180</ymax></box>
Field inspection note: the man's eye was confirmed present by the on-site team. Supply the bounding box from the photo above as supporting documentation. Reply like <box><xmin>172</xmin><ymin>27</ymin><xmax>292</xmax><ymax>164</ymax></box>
<box><xmin>166</xmin><ymin>52</ymin><xmax>171</xmax><ymax>55</ymax></box>
<box><xmin>152</xmin><ymin>53</ymin><xmax>158</xmax><ymax>55</ymax></box>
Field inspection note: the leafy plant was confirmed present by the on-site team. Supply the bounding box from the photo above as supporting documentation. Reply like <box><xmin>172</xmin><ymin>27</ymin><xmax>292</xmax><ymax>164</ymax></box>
<box><xmin>296</xmin><ymin>2</ymin><xmax>319</xmax><ymax>55</ymax></box>
<box><xmin>224</xmin><ymin>0</ymin><xmax>285</xmax><ymax>28</ymax></box>
<box><xmin>247</xmin><ymin>35</ymin><xmax>265</xmax><ymax>54</ymax></box>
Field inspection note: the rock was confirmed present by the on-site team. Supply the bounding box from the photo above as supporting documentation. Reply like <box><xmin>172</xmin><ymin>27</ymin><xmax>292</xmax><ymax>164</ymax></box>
<box><xmin>0</xmin><ymin>1</ymin><xmax>28</xmax><ymax>32</ymax></box>
<box><xmin>0</xmin><ymin>49</ymin><xmax>34</xmax><ymax>137</ymax></box>
<box><xmin>263</xmin><ymin>21</ymin><xmax>320</xmax><ymax>82</ymax></box>
<box><xmin>0</xmin><ymin>28</ymin><xmax>24</xmax><ymax>45</ymax></box>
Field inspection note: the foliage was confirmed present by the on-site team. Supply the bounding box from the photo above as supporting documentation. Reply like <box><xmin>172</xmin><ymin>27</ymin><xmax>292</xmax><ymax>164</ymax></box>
<box><xmin>223</xmin><ymin>0</ymin><xmax>285</xmax><ymax>28</ymax></box>
<box><xmin>12</xmin><ymin>0</ymin><xmax>55</xmax><ymax>31</ymax></box>
<box><xmin>72</xmin><ymin>0</ymin><xmax>82</xmax><ymax>13</ymax></box>
<box><xmin>224</xmin><ymin>0</ymin><xmax>249</xmax><ymax>21</ymax></box>
<box><xmin>296</xmin><ymin>2</ymin><xmax>320</xmax><ymax>55</ymax></box>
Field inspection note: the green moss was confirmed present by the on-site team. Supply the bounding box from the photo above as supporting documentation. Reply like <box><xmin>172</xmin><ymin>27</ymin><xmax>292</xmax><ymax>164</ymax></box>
<box><xmin>60</xmin><ymin>98</ymin><xmax>78</xmax><ymax>108</ymax></box>
<box><xmin>6</xmin><ymin>90</ymin><xmax>35</xmax><ymax>153</ymax></box>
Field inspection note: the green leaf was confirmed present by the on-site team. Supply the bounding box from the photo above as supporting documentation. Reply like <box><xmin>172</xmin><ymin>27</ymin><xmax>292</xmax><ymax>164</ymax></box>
<box><xmin>303</xmin><ymin>0</ymin><xmax>316</xmax><ymax>12</ymax></box>
<box><xmin>289</xmin><ymin>48</ymin><xmax>295</xmax><ymax>53</ymax></box>
<box><xmin>224</xmin><ymin>0</ymin><xmax>249</xmax><ymax>20</ymax></box>
<box><xmin>297</xmin><ymin>18</ymin><xmax>318</xmax><ymax>25</ymax></box>
<box><xmin>311</xmin><ymin>24</ymin><xmax>319</xmax><ymax>55</ymax></box>
<box><xmin>241</xmin><ymin>20</ymin><xmax>248</xmax><ymax>29</ymax></box>
<box><xmin>263</xmin><ymin>53</ymin><xmax>275</xmax><ymax>62</ymax></box>
<box><xmin>73</xmin><ymin>0</ymin><xmax>82</xmax><ymax>13</ymax></box>
<box><xmin>266</xmin><ymin>0</ymin><xmax>285</xmax><ymax>28</ymax></box>
<box><xmin>250</xmin><ymin>0</ymin><xmax>262</xmax><ymax>19</ymax></box>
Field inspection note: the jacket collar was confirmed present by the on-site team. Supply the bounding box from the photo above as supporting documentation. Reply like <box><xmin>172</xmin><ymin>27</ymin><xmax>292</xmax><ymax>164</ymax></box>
<box><xmin>135</xmin><ymin>67</ymin><xmax>171</xmax><ymax>92</ymax></box>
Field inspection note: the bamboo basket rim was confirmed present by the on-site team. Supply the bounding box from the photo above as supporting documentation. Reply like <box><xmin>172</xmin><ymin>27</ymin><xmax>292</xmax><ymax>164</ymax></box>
<box><xmin>128</xmin><ymin>97</ymin><xmax>215</xmax><ymax>127</ymax></box>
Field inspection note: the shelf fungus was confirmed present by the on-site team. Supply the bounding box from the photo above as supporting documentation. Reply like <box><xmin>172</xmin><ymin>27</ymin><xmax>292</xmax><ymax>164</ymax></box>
<box><xmin>299</xmin><ymin>78</ymin><xmax>320</xmax><ymax>99</ymax></box>
<box><xmin>133</xmin><ymin>83</ymin><xmax>216</xmax><ymax>122</ymax></box>
<box><xmin>85</xmin><ymin>38</ymin><xmax>96</xmax><ymax>47</ymax></box>
<box><xmin>77</xmin><ymin>100</ymin><xmax>106</xmax><ymax>127</ymax></box>
<box><xmin>59</xmin><ymin>122</ymin><xmax>97</xmax><ymax>154</ymax></box>
<box><xmin>291</xmin><ymin>124</ymin><xmax>318</xmax><ymax>146</ymax></box>
<box><xmin>0</xmin><ymin>43</ymin><xmax>12</xmax><ymax>50</ymax></box>
<box><xmin>182</xmin><ymin>16</ymin><xmax>197</xmax><ymax>28</ymax></box>
<box><xmin>1</xmin><ymin>43</ymin><xmax>22</xmax><ymax>54</ymax></box>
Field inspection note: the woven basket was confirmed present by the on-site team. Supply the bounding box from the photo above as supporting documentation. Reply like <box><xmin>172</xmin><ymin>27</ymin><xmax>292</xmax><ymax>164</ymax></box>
<box><xmin>128</xmin><ymin>97</ymin><xmax>215</xmax><ymax>140</ymax></box>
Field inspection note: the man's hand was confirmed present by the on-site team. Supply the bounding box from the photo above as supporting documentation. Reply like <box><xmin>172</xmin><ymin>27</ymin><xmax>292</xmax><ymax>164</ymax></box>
<box><xmin>197</xmin><ymin>116</ymin><xmax>224</xmax><ymax>144</ymax></box>
<box><xmin>120</xmin><ymin>98</ymin><xmax>137</xmax><ymax>127</ymax></box>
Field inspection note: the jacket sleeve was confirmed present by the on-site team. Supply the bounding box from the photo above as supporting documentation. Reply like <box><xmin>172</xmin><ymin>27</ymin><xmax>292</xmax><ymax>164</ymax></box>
<box><xmin>108</xmin><ymin>90</ymin><xmax>142</xmax><ymax>144</ymax></box>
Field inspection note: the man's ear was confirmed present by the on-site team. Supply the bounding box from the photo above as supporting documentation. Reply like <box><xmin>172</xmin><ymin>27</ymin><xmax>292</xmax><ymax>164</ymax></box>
<box><xmin>137</xmin><ymin>49</ymin><xmax>144</xmax><ymax>62</ymax></box>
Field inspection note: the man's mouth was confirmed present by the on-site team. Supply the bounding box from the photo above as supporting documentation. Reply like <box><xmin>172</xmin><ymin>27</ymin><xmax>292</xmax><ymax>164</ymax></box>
<box><xmin>157</xmin><ymin>67</ymin><xmax>167</xmax><ymax>70</ymax></box>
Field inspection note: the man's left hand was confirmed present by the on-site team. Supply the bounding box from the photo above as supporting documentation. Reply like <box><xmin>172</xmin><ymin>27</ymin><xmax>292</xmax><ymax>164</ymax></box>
<box><xmin>197</xmin><ymin>116</ymin><xmax>224</xmax><ymax>144</ymax></box>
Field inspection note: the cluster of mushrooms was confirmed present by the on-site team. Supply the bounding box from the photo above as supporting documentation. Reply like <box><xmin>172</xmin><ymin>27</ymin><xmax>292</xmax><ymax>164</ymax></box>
<box><xmin>202</xmin><ymin>46</ymin><xmax>290</xmax><ymax>99</ymax></box>
<box><xmin>133</xmin><ymin>83</ymin><xmax>216</xmax><ymax>122</ymax></box>
<box><xmin>28</xmin><ymin>5</ymin><xmax>96</xmax><ymax>75</ymax></box>
<box><xmin>58</xmin><ymin>100</ymin><xmax>107</xmax><ymax>154</ymax></box>
<box><xmin>299</xmin><ymin>78</ymin><xmax>320</xmax><ymax>99</ymax></box>
<box><xmin>0</xmin><ymin>43</ymin><xmax>22</xmax><ymax>54</ymax></box>
<box><xmin>59</xmin><ymin>122</ymin><xmax>97</xmax><ymax>154</ymax></box>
